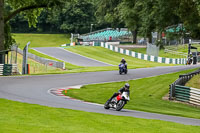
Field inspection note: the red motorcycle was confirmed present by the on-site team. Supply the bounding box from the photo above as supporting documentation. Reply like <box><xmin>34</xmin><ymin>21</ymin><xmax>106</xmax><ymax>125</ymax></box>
<box><xmin>104</xmin><ymin>92</ymin><xmax>130</xmax><ymax>111</ymax></box>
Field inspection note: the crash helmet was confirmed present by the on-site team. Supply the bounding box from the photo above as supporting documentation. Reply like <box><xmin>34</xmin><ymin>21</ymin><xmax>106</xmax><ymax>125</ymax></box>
<box><xmin>125</xmin><ymin>83</ymin><xmax>130</xmax><ymax>89</ymax></box>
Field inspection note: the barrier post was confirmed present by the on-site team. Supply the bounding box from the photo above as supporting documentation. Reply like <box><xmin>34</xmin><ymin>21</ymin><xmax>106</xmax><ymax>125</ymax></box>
<box><xmin>27</xmin><ymin>64</ymin><xmax>30</xmax><ymax>74</ymax></box>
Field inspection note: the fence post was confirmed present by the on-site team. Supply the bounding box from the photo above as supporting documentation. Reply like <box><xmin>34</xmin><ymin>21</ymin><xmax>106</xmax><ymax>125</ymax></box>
<box><xmin>169</xmin><ymin>84</ymin><xmax>175</xmax><ymax>100</ymax></box>
<box><xmin>169</xmin><ymin>84</ymin><xmax>172</xmax><ymax>100</ymax></box>
<box><xmin>172</xmin><ymin>84</ymin><xmax>176</xmax><ymax>97</ymax></box>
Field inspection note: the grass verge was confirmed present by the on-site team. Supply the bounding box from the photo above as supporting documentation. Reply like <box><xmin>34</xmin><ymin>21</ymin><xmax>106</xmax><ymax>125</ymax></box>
<box><xmin>65</xmin><ymin>68</ymin><xmax>200</xmax><ymax>119</ymax></box>
<box><xmin>185</xmin><ymin>74</ymin><xmax>200</xmax><ymax>89</ymax></box>
<box><xmin>130</xmin><ymin>48</ymin><xmax>186</xmax><ymax>58</ymax></box>
<box><xmin>0</xmin><ymin>98</ymin><xmax>200</xmax><ymax>132</ymax></box>
<box><xmin>13</xmin><ymin>33</ymin><xmax>70</xmax><ymax>49</ymax></box>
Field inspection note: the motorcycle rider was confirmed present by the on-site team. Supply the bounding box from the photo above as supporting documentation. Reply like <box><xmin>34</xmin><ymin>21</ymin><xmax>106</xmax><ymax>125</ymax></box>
<box><xmin>108</xmin><ymin>83</ymin><xmax>130</xmax><ymax>102</ymax></box>
<box><xmin>120</xmin><ymin>58</ymin><xmax>127</xmax><ymax>69</ymax></box>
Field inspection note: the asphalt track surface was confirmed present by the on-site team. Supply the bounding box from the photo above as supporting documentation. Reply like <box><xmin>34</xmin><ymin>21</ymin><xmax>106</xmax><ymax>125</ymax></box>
<box><xmin>1</xmin><ymin>65</ymin><xmax>200</xmax><ymax>126</ymax></box>
<box><xmin>32</xmin><ymin>47</ymin><xmax>112</xmax><ymax>66</ymax></box>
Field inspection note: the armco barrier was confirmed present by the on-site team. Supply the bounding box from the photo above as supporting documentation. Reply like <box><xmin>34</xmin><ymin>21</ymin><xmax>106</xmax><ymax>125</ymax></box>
<box><xmin>0</xmin><ymin>64</ymin><xmax>18</xmax><ymax>76</ymax></box>
<box><xmin>100</xmin><ymin>42</ymin><xmax>187</xmax><ymax>65</ymax></box>
<box><xmin>169</xmin><ymin>69</ymin><xmax>200</xmax><ymax>106</ymax></box>
<box><xmin>175</xmin><ymin>85</ymin><xmax>200</xmax><ymax>106</ymax></box>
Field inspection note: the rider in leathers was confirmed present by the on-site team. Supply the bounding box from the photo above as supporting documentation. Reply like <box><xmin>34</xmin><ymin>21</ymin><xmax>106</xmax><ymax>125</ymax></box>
<box><xmin>108</xmin><ymin>83</ymin><xmax>130</xmax><ymax>102</ymax></box>
<box><xmin>120</xmin><ymin>58</ymin><xmax>127</xmax><ymax>69</ymax></box>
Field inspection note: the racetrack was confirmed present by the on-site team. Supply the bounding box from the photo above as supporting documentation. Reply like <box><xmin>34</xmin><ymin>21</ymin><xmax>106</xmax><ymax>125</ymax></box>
<box><xmin>1</xmin><ymin>65</ymin><xmax>200</xmax><ymax>125</ymax></box>
<box><xmin>32</xmin><ymin>47</ymin><xmax>112</xmax><ymax>66</ymax></box>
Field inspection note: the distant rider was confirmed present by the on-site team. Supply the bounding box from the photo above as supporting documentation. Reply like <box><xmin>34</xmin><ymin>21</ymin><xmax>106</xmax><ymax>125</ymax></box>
<box><xmin>120</xmin><ymin>58</ymin><xmax>127</xmax><ymax>69</ymax></box>
<box><xmin>108</xmin><ymin>83</ymin><xmax>130</xmax><ymax>102</ymax></box>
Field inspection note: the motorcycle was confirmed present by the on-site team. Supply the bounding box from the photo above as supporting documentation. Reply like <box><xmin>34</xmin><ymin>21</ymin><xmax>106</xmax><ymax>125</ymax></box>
<box><xmin>187</xmin><ymin>58</ymin><xmax>193</xmax><ymax>65</ymax></box>
<box><xmin>104</xmin><ymin>92</ymin><xmax>130</xmax><ymax>111</ymax></box>
<box><xmin>119</xmin><ymin>63</ymin><xmax>127</xmax><ymax>74</ymax></box>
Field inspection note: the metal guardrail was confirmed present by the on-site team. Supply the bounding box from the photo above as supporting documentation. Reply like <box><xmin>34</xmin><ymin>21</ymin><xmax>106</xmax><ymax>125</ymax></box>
<box><xmin>175</xmin><ymin>85</ymin><xmax>200</xmax><ymax>106</ymax></box>
<box><xmin>169</xmin><ymin>69</ymin><xmax>200</xmax><ymax>100</ymax></box>
<box><xmin>17</xmin><ymin>48</ymin><xmax>65</xmax><ymax>70</ymax></box>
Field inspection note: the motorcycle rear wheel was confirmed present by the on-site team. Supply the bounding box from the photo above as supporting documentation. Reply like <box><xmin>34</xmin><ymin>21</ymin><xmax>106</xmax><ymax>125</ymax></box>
<box><xmin>116</xmin><ymin>100</ymin><xmax>125</xmax><ymax>111</ymax></box>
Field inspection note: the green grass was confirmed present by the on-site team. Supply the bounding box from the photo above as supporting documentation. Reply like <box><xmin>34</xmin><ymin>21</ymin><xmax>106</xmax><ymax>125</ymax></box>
<box><xmin>13</xmin><ymin>33</ymin><xmax>70</xmax><ymax>49</ymax></box>
<box><xmin>65</xmin><ymin>68</ymin><xmax>200</xmax><ymax>119</ymax></box>
<box><xmin>130</xmin><ymin>48</ymin><xmax>186</xmax><ymax>58</ymax></box>
<box><xmin>0</xmin><ymin>98</ymin><xmax>200</xmax><ymax>132</ymax></box>
<box><xmin>130</xmin><ymin>44</ymin><xmax>200</xmax><ymax>59</ymax></box>
<box><xmin>185</xmin><ymin>74</ymin><xmax>200</xmax><ymax>89</ymax></box>
<box><xmin>65</xmin><ymin>46</ymin><xmax>173</xmax><ymax>69</ymax></box>
<box><xmin>165</xmin><ymin>44</ymin><xmax>200</xmax><ymax>53</ymax></box>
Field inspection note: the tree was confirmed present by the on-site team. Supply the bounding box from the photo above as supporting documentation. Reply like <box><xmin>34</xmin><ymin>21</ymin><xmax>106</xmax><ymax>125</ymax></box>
<box><xmin>52</xmin><ymin>0</ymin><xmax>95</xmax><ymax>34</ymax></box>
<box><xmin>96</xmin><ymin>0</ymin><xmax>124</xmax><ymax>28</ymax></box>
<box><xmin>0</xmin><ymin>0</ymin><xmax>65</xmax><ymax>63</ymax></box>
<box><xmin>118</xmin><ymin>0</ymin><xmax>142</xmax><ymax>43</ymax></box>
<box><xmin>177</xmin><ymin>0</ymin><xmax>200</xmax><ymax>38</ymax></box>
<box><xmin>0</xmin><ymin>0</ymin><xmax>4</xmax><ymax>52</ymax></box>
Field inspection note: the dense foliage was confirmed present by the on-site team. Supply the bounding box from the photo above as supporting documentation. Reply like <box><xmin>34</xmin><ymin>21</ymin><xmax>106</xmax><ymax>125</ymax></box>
<box><xmin>0</xmin><ymin>0</ymin><xmax>66</xmax><ymax>53</ymax></box>
<box><xmin>96</xmin><ymin>0</ymin><xmax>200</xmax><ymax>42</ymax></box>
<box><xmin>10</xmin><ymin>0</ymin><xmax>98</xmax><ymax>34</ymax></box>
<box><xmin>1</xmin><ymin>0</ymin><xmax>200</xmax><ymax>52</ymax></box>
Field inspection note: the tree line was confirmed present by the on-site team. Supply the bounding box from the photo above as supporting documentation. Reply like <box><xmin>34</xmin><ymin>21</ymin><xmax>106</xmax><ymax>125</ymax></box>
<box><xmin>9</xmin><ymin>0</ymin><xmax>99</xmax><ymax>34</ymax></box>
<box><xmin>1</xmin><ymin>0</ymin><xmax>200</xmax><ymax>63</ymax></box>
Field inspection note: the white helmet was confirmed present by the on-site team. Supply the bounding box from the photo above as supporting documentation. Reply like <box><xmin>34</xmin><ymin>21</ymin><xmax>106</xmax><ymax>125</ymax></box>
<box><xmin>125</xmin><ymin>83</ymin><xmax>130</xmax><ymax>89</ymax></box>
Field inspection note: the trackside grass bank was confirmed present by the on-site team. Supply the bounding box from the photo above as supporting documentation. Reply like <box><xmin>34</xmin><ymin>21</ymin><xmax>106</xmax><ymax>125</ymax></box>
<box><xmin>130</xmin><ymin>48</ymin><xmax>186</xmax><ymax>58</ymax></box>
<box><xmin>65</xmin><ymin>68</ymin><xmax>200</xmax><ymax>119</ymax></box>
<box><xmin>13</xmin><ymin>33</ymin><xmax>70</xmax><ymax>49</ymax></box>
<box><xmin>130</xmin><ymin>44</ymin><xmax>200</xmax><ymax>59</ymax></box>
<box><xmin>0</xmin><ymin>98</ymin><xmax>200</xmax><ymax>132</ymax></box>
<box><xmin>185</xmin><ymin>74</ymin><xmax>200</xmax><ymax>89</ymax></box>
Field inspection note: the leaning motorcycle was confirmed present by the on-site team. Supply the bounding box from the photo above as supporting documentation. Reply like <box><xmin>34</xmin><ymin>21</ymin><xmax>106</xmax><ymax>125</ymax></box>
<box><xmin>119</xmin><ymin>63</ymin><xmax>127</xmax><ymax>74</ymax></box>
<box><xmin>104</xmin><ymin>92</ymin><xmax>130</xmax><ymax>111</ymax></box>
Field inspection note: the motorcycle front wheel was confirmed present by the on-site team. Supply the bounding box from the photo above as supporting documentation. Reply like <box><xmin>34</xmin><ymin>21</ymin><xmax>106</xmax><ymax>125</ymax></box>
<box><xmin>119</xmin><ymin>69</ymin><xmax>122</xmax><ymax>74</ymax></box>
<box><xmin>104</xmin><ymin>100</ymin><xmax>110</xmax><ymax>109</ymax></box>
<box><xmin>125</xmin><ymin>69</ymin><xmax>127</xmax><ymax>74</ymax></box>
<box><xmin>116</xmin><ymin>100</ymin><xmax>125</xmax><ymax>111</ymax></box>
